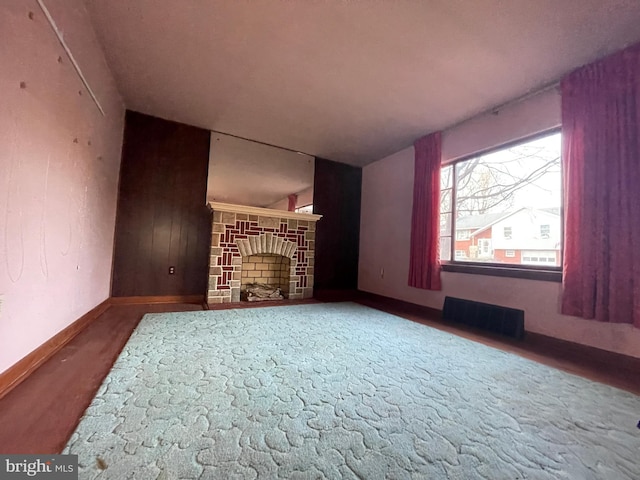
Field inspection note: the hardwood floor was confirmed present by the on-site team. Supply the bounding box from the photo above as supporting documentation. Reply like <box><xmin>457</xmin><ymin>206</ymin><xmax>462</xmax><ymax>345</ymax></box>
<box><xmin>0</xmin><ymin>303</ymin><xmax>202</xmax><ymax>454</ymax></box>
<box><xmin>0</xmin><ymin>296</ymin><xmax>638</xmax><ymax>454</ymax></box>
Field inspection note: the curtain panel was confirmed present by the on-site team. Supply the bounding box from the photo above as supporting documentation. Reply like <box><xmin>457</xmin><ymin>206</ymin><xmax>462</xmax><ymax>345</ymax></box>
<box><xmin>561</xmin><ymin>43</ymin><xmax>640</xmax><ymax>326</ymax></box>
<box><xmin>287</xmin><ymin>194</ymin><xmax>298</xmax><ymax>212</ymax></box>
<box><xmin>408</xmin><ymin>131</ymin><xmax>442</xmax><ymax>290</ymax></box>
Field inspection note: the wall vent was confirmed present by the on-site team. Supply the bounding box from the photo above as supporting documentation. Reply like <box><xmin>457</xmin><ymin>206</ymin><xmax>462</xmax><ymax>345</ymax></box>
<box><xmin>442</xmin><ymin>296</ymin><xmax>525</xmax><ymax>340</ymax></box>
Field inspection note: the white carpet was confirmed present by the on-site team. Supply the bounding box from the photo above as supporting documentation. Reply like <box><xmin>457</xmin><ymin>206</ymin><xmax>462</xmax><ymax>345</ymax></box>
<box><xmin>65</xmin><ymin>303</ymin><xmax>640</xmax><ymax>479</ymax></box>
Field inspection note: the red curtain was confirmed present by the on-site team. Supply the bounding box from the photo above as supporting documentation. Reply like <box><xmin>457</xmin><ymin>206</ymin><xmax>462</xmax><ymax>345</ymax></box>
<box><xmin>408</xmin><ymin>132</ymin><xmax>442</xmax><ymax>290</ymax></box>
<box><xmin>561</xmin><ymin>43</ymin><xmax>640</xmax><ymax>327</ymax></box>
<box><xmin>287</xmin><ymin>194</ymin><xmax>298</xmax><ymax>212</ymax></box>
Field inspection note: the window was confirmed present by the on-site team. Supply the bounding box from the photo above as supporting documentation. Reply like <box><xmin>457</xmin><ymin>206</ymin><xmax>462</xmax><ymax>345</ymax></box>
<box><xmin>540</xmin><ymin>224</ymin><xmax>550</xmax><ymax>239</ymax></box>
<box><xmin>522</xmin><ymin>250</ymin><xmax>557</xmax><ymax>265</ymax></box>
<box><xmin>439</xmin><ymin>131</ymin><xmax>562</xmax><ymax>274</ymax></box>
<box><xmin>295</xmin><ymin>204</ymin><xmax>313</xmax><ymax>214</ymax></box>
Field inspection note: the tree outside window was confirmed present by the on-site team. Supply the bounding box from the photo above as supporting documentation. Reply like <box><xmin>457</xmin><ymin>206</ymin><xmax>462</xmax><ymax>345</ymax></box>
<box><xmin>439</xmin><ymin>131</ymin><xmax>561</xmax><ymax>269</ymax></box>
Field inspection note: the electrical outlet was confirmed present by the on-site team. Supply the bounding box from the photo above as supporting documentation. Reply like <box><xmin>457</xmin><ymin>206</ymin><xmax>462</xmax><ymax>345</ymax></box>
<box><xmin>168</xmin><ymin>266</ymin><xmax>175</xmax><ymax>275</ymax></box>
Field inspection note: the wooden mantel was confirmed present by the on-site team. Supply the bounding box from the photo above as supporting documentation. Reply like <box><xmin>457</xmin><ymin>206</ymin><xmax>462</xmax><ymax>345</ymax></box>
<box><xmin>208</xmin><ymin>201</ymin><xmax>322</xmax><ymax>222</ymax></box>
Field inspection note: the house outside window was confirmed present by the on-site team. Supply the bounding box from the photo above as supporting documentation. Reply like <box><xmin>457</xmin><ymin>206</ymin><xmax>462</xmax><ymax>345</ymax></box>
<box><xmin>439</xmin><ymin>130</ymin><xmax>562</xmax><ymax>274</ymax></box>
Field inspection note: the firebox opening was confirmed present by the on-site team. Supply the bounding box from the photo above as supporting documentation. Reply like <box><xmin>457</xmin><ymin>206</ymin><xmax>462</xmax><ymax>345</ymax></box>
<box><xmin>241</xmin><ymin>254</ymin><xmax>291</xmax><ymax>301</ymax></box>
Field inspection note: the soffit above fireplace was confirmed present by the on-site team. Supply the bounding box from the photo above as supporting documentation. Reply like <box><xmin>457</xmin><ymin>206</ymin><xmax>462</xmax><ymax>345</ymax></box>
<box><xmin>208</xmin><ymin>202</ymin><xmax>322</xmax><ymax>222</ymax></box>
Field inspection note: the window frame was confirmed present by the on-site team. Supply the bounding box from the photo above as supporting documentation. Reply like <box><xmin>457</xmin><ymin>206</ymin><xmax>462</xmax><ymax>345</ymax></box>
<box><xmin>440</xmin><ymin>128</ymin><xmax>563</xmax><ymax>282</ymax></box>
<box><xmin>295</xmin><ymin>204</ymin><xmax>314</xmax><ymax>214</ymax></box>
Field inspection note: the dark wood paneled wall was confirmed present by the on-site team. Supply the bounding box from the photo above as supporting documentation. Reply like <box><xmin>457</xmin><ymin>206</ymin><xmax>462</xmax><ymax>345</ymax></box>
<box><xmin>111</xmin><ymin>111</ymin><xmax>211</xmax><ymax>297</ymax></box>
<box><xmin>313</xmin><ymin>158</ymin><xmax>362</xmax><ymax>291</ymax></box>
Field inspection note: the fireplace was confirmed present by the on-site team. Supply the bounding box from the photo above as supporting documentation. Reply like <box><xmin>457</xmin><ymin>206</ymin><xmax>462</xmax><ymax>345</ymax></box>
<box><xmin>241</xmin><ymin>254</ymin><xmax>291</xmax><ymax>300</ymax></box>
<box><xmin>207</xmin><ymin>202</ymin><xmax>322</xmax><ymax>305</ymax></box>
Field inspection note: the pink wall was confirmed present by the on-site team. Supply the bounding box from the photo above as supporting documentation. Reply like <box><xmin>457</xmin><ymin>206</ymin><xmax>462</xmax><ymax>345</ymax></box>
<box><xmin>0</xmin><ymin>1</ymin><xmax>124</xmax><ymax>374</ymax></box>
<box><xmin>441</xmin><ymin>88</ymin><xmax>561</xmax><ymax>163</ymax></box>
<box><xmin>359</xmin><ymin>90</ymin><xmax>640</xmax><ymax>359</ymax></box>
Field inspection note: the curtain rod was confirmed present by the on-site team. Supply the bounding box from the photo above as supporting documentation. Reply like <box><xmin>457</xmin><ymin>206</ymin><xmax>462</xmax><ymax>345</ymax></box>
<box><xmin>487</xmin><ymin>80</ymin><xmax>560</xmax><ymax>115</ymax></box>
<box><xmin>447</xmin><ymin>80</ymin><xmax>560</xmax><ymax>132</ymax></box>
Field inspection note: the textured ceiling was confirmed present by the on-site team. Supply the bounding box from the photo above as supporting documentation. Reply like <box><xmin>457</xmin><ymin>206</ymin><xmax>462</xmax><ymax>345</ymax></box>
<box><xmin>86</xmin><ymin>0</ymin><xmax>640</xmax><ymax>166</ymax></box>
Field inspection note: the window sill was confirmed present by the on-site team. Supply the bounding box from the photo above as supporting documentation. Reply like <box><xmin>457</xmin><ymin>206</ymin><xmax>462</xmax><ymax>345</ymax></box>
<box><xmin>441</xmin><ymin>262</ymin><xmax>562</xmax><ymax>282</ymax></box>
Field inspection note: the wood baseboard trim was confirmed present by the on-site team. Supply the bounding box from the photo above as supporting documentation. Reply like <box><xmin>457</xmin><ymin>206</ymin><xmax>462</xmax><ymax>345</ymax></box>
<box><xmin>356</xmin><ymin>290</ymin><xmax>442</xmax><ymax>318</ymax></box>
<box><xmin>0</xmin><ymin>299</ymin><xmax>111</xmax><ymax>401</ymax></box>
<box><xmin>313</xmin><ymin>288</ymin><xmax>360</xmax><ymax>302</ymax></box>
<box><xmin>110</xmin><ymin>295</ymin><xmax>204</xmax><ymax>305</ymax></box>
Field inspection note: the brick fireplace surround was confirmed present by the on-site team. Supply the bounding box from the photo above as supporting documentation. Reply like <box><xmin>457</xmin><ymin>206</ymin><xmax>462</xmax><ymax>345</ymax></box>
<box><xmin>207</xmin><ymin>202</ymin><xmax>322</xmax><ymax>305</ymax></box>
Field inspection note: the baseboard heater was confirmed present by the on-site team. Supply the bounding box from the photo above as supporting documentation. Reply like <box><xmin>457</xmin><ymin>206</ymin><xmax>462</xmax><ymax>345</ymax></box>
<box><xmin>442</xmin><ymin>296</ymin><xmax>525</xmax><ymax>340</ymax></box>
